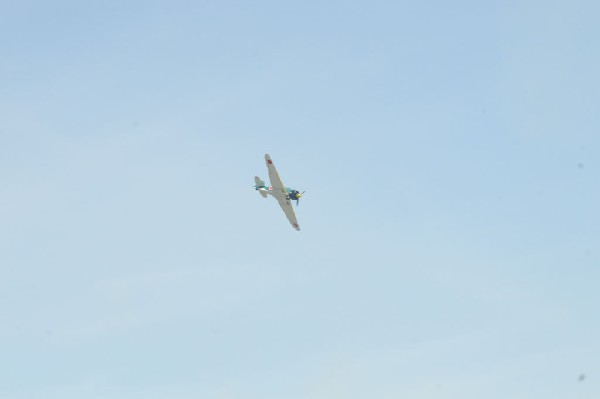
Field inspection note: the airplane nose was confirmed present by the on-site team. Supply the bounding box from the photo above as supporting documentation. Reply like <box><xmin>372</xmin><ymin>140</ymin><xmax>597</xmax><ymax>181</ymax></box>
<box><xmin>296</xmin><ymin>193</ymin><xmax>302</xmax><ymax>198</ymax></box>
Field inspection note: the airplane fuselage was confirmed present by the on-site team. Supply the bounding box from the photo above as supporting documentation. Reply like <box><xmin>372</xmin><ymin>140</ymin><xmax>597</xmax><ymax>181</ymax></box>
<box><xmin>255</xmin><ymin>186</ymin><xmax>302</xmax><ymax>203</ymax></box>
<box><xmin>255</xmin><ymin>185</ymin><xmax>298</xmax><ymax>196</ymax></box>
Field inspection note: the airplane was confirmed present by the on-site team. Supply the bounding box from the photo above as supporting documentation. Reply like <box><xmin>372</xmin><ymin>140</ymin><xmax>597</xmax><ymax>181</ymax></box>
<box><xmin>254</xmin><ymin>154</ymin><xmax>304</xmax><ymax>231</ymax></box>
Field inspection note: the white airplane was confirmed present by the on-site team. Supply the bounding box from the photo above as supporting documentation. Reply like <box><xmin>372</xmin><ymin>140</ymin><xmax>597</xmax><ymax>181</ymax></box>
<box><xmin>254</xmin><ymin>154</ymin><xmax>304</xmax><ymax>231</ymax></box>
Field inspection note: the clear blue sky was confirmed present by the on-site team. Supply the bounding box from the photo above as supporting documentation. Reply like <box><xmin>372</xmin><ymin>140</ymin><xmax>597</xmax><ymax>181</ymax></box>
<box><xmin>1</xmin><ymin>1</ymin><xmax>599</xmax><ymax>398</ymax></box>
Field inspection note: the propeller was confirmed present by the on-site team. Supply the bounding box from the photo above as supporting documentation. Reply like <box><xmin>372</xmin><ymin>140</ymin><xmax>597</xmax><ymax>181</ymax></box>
<box><xmin>295</xmin><ymin>191</ymin><xmax>306</xmax><ymax>206</ymax></box>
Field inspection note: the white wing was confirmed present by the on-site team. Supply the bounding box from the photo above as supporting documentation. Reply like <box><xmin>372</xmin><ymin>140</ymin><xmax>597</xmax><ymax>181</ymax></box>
<box><xmin>265</xmin><ymin>154</ymin><xmax>300</xmax><ymax>231</ymax></box>
<box><xmin>274</xmin><ymin>193</ymin><xmax>300</xmax><ymax>231</ymax></box>
<box><xmin>265</xmin><ymin>154</ymin><xmax>285</xmax><ymax>192</ymax></box>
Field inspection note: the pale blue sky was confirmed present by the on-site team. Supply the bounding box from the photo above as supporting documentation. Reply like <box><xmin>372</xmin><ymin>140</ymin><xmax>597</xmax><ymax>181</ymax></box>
<box><xmin>1</xmin><ymin>1</ymin><xmax>599</xmax><ymax>398</ymax></box>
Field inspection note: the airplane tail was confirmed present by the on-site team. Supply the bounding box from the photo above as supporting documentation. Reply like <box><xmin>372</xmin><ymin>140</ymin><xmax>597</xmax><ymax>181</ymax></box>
<box><xmin>254</xmin><ymin>176</ymin><xmax>268</xmax><ymax>198</ymax></box>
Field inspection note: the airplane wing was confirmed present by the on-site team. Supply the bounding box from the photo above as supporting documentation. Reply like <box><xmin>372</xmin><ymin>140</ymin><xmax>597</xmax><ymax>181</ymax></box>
<box><xmin>275</xmin><ymin>194</ymin><xmax>300</xmax><ymax>231</ymax></box>
<box><xmin>265</xmin><ymin>154</ymin><xmax>301</xmax><ymax>231</ymax></box>
<box><xmin>265</xmin><ymin>154</ymin><xmax>285</xmax><ymax>192</ymax></box>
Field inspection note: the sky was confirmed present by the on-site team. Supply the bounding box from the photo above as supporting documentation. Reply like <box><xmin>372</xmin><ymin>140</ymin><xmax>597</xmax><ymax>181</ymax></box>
<box><xmin>1</xmin><ymin>0</ymin><xmax>599</xmax><ymax>398</ymax></box>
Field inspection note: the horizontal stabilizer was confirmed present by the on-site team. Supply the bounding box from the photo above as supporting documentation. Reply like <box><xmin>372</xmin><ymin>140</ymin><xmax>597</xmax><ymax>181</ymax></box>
<box><xmin>254</xmin><ymin>176</ymin><xmax>265</xmax><ymax>187</ymax></box>
<box><xmin>254</xmin><ymin>176</ymin><xmax>268</xmax><ymax>198</ymax></box>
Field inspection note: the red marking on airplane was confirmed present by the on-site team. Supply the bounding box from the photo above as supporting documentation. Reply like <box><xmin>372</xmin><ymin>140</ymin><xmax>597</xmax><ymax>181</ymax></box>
<box><xmin>267</xmin><ymin>159</ymin><xmax>273</xmax><ymax>164</ymax></box>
